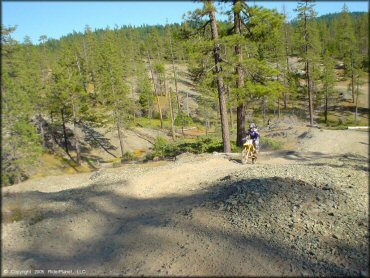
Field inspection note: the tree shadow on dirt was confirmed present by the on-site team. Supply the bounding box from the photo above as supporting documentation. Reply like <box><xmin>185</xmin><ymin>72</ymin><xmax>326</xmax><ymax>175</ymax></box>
<box><xmin>269</xmin><ymin>150</ymin><xmax>368</xmax><ymax>162</ymax></box>
<box><xmin>332</xmin><ymin>105</ymin><xmax>370</xmax><ymax>116</ymax></box>
<box><xmin>38</xmin><ymin>118</ymin><xmax>74</xmax><ymax>153</ymax></box>
<box><xmin>178</xmin><ymin>76</ymin><xmax>196</xmax><ymax>90</ymax></box>
<box><xmin>36</xmin><ymin>115</ymin><xmax>118</xmax><ymax>161</ymax></box>
<box><xmin>80</xmin><ymin>123</ymin><xmax>117</xmax><ymax>158</ymax></box>
<box><xmin>4</xmin><ymin>173</ymin><xmax>368</xmax><ymax>276</ymax></box>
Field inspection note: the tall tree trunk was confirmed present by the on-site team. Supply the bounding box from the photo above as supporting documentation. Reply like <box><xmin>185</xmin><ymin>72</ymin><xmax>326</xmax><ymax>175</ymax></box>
<box><xmin>325</xmin><ymin>89</ymin><xmax>328</xmax><ymax>125</ymax></box>
<box><xmin>131</xmin><ymin>85</ymin><xmax>136</xmax><ymax>124</ymax></box>
<box><xmin>91</xmin><ymin>74</ymin><xmax>97</xmax><ymax>105</ymax></box>
<box><xmin>75</xmin><ymin>54</ymin><xmax>87</xmax><ymax>92</ymax></box>
<box><xmin>117</xmin><ymin>119</ymin><xmax>125</xmax><ymax>158</ymax></box>
<box><xmin>167</xmin><ymin>84</ymin><xmax>176</xmax><ymax>141</ymax></box>
<box><xmin>147</xmin><ymin>51</ymin><xmax>164</xmax><ymax>129</ymax></box>
<box><xmin>307</xmin><ymin>61</ymin><xmax>314</xmax><ymax>126</ymax></box>
<box><xmin>60</xmin><ymin>108</ymin><xmax>69</xmax><ymax>155</ymax></box>
<box><xmin>283</xmin><ymin>5</ymin><xmax>290</xmax><ymax>110</ymax></box>
<box><xmin>74</xmin><ymin>54</ymin><xmax>86</xmax><ymax>165</ymax></box>
<box><xmin>158</xmin><ymin>78</ymin><xmax>163</xmax><ymax>96</ymax></box>
<box><xmin>50</xmin><ymin>111</ymin><xmax>58</xmax><ymax>149</ymax></box>
<box><xmin>229</xmin><ymin>107</ymin><xmax>234</xmax><ymax>130</ymax></box>
<box><xmin>38</xmin><ymin>114</ymin><xmax>45</xmax><ymax>148</ymax></box>
<box><xmin>351</xmin><ymin>55</ymin><xmax>355</xmax><ymax>103</ymax></box>
<box><xmin>275</xmin><ymin>49</ymin><xmax>281</xmax><ymax>119</ymax></box>
<box><xmin>186</xmin><ymin>91</ymin><xmax>190</xmax><ymax>116</ymax></box>
<box><xmin>71</xmin><ymin>99</ymin><xmax>81</xmax><ymax>166</ymax></box>
<box><xmin>227</xmin><ymin>85</ymin><xmax>234</xmax><ymax>129</ymax></box>
<box><xmin>262</xmin><ymin>97</ymin><xmax>266</xmax><ymax>124</ymax></box>
<box><xmin>304</xmin><ymin>4</ymin><xmax>314</xmax><ymax>126</ymax></box>
<box><xmin>114</xmin><ymin>111</ymin><xmax>125</xmax><ymax>158</ymax></box>
<box><xmin>234</xmin><ymin>0</ymin><xmax>246</xmax><ymax>147</ymax></box>
<box><xmin>208</xmin><ymin>2</ymin><xmax>231</xmax><ymax>152</ymax></box>
<box><xmin>283</xmin><ymin>75</ymin><xmax>288</xmax><ymax>111</ymax></box>
<box><xmin>109</xmin><ymin>77</ymin><xmax>125</xmax><ymax>157</ymax></box>
<box><xmin>236</xmin><ymin>105</ymin><xmax>245</xmax><ymax>146</ymax></box>
<box><xmin>355</xmin><ymin>76</ymin><xmax>359</xmax><ymax>122</ymax></box>
<box><xmin>82</xmin><ymin>38</ymin><xmax>90</xmax><ymax>93</ymax></box>
<box><xmin>169</xmin><ymin>32</ymin><xmax>181</xmax><ymax>113</ymax></box>
<box><xmin>205</xmin><ymin>119</ymin><xmax>209</xmax><ymax>137</ymax></box>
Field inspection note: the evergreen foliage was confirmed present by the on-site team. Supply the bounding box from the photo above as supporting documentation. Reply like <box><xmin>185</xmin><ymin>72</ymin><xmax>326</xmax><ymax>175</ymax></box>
<box><xmin>1</xmin><ymin>7</ymin><xmax>368</xmax><ymax>185</ymax></box>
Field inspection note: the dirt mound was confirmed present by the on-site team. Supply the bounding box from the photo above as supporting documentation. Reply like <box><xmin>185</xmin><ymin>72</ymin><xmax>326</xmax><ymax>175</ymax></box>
<box><xmin>210</xmin><ymin>160</ymin><xmax>368</xmax><ymax>276</ymax></box>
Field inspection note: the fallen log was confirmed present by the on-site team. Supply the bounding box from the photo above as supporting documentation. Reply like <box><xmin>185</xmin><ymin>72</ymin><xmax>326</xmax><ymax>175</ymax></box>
<box><xmin>348</xmin><ymin>126</ymin><xmax>369</xmax><ymax>130</ymax></box>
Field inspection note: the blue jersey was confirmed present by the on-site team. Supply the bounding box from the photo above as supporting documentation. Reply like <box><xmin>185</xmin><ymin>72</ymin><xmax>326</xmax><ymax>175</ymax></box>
<box><xmin>248</xmin><ymin>129</ymin><xmax>260</xmax><ymax>140</ymax></box>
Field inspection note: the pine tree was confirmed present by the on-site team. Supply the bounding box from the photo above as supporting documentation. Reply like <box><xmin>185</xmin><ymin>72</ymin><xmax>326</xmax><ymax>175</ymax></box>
<box><xmin>239</xmin><ymin>5</ymin><xmax>284</xmax><ymax>124</ymax></box>
<box><xmin>353</xmin><ymin>68</ymin><xmax>363</xmax><ymax>123</ymax></box>
<box><xmin>295</xmin><ymin>0</ymin><xmax>320</xmax><ymax>125</ymax></box>
<box><xmin>355</xmin><ymin>13</ymin><xmax>368</xmax><ymax>69</ymax></box>
<box><xmin>233</xmin><ymin>0</ymin><xmax>247</xmax><ymax>147</ymax></box>
<box><xmin>138</xmin><ymin>72</ymin><xmax>155</xmax><ymax>119</ymax></box>
<box><xmin>282</xmin><ymin>5</ymin><xmax>293</xmax><ymax>110</ymax></box>
<box><xmin>165</xmin><ymin>23</ymin><xmax>181</xmax><ymax>113</ymax></box>
<box><xmin>206</xmin><ymin>1</ymin><xmax>231</xmax><ymax>152</ymax></box>
<box><xmin>146</xmin><ymin>49</ymin><xmax>164</xmax><ymax>129</ymax></box>
<box><xmin>52</xmin><ymin>40</ymin><xmax>86</xmax><ymax>165</ymax></box>
<box><xmin>22</xmin><ymin>36</ymin><xmax>48</xmax><ymax>147</ymax></box>
<box><xmin>322</xmin><ymin>53</ymin><xmax>336</xmax><ymax>125</ymax></box>
<box><xmin>337</xmin><ymin>4</ymin><xmax>356</xmax><ymax>103</ymax></box>
<box><xmin>82</xmin><ymin>25</ymin><xmax>101</xmax><ymax>105</ymax></box>
<box><xmin>1</xmin><ymin>26</ymin><xmax>43</xmax><ymax>185</ymax></box>
<box><xmin>97</xmin><ymin>30</ymin><xmax>134</xmax><ymax>158</ymax></box>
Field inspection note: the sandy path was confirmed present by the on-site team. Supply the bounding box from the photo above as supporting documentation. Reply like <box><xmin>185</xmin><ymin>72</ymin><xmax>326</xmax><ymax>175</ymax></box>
<box><xmin>2</xmin><ymin>155</ymin><xmax>298</xmax><ymax>276</ymax></box>
<box><xmin>297</xmin><ymin>129</ymin><xmax>368</xmax><ymax>156</ymax></box>
<box><xmin>2</xmin><ymin>128</ymin><xmax>368</xmax><ymax>276</ymax></box>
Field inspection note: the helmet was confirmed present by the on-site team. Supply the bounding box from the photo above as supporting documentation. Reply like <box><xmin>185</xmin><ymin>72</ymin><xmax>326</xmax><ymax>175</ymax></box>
<box><xmin>250</xmin><ymin>123</ymin><xmax>256</xmax><ymax>129</ymax></box>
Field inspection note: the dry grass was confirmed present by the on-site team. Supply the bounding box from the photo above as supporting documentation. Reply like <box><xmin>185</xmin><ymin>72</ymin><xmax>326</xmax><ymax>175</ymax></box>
<box><xmin>2</xmin><ymin>201</ymin><xmax>44</xmax><ymax>224</ymax></box>
<box><xmin>30</xmin><ymin>153</ymin><xmax>93</xmax><ymax>180</ymax></box>
<box><xmin>134</xmin><ymin>148</ymin><xmax>146</xmax><ymax>157</ymax></box>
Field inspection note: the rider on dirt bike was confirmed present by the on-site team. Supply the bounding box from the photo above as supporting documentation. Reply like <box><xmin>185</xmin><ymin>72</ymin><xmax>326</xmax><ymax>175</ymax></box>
<box><xmin>242</xmin><ymin>123</ymin><xmax>260</xmax><ymax>154</ymax></box>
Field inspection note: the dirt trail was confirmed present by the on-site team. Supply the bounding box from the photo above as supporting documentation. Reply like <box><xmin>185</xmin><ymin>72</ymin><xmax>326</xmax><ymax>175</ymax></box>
<box><xmin>2</xmin><ymin>128</ymin><xmax>369</xmax><ymax>276</ymax></box>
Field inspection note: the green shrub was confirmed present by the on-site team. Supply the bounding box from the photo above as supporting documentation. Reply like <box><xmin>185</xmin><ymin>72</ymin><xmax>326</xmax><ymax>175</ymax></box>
<box><xmin>146</xmin><ymin>135</ymin><xmax>262</xmax><ymax>160</ymax></box>
<box><xmin>153</xmin><ymin>136</ymin><xmax>169</xmax><ymax>158</ymax></box>
<box><xmin>200</xmin><ymin>137</ymin><xmax>223</xmax><ymax>152</ymax></box>
<box><xmin>175</xmin><ymin>137</ymin><xmax>224</xmax><ymax>154</ymax></box>
<box><xmin>122</xmin><ymin>151</ymin><xmax>136</xmax><ymax>162</ymax></box>
<box><xmin>260</xmin><ymin>137</ymin><xmax>283</xmax><ymax>150</ymax></box>
<box><xmin>144</xmin><ymin>152</ymin><xmax>155</xmax><ymax>161</ymax></box>
<box><xmin>324</xmin><ymin>125</ymin><xmax>348</xmax><ymax>130</ymax></box>
<box><xmin>148</xmin><ymin>135</ymin><xmax>286</xmax><ymax>160</ymax></box>
<box><xmin>231</xmin><ymin>143</ymin><xmax>242</xmax><ymax>153</ymax></box>
<box><xmin>174</xmin><ymin>113</ymin><xmax>193</xmax><ymax>127</ymax></box>
<box><xmin>149</xmin><ymin>136</ymin><xmax>226</xmax><ymax>160</ymax></box>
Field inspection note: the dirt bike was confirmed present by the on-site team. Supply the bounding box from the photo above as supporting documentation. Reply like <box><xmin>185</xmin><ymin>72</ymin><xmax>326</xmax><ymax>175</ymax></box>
<box><xmin>241</xmin><ymin>139</ymin><xmax>257</xmax><ymax>165</ymax></box>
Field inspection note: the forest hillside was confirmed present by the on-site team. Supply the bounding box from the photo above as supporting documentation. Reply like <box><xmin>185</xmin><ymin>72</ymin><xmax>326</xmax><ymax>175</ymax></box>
<box><xmin>1</xmin><ymin>4</ymin><xmax>368</xmax><ymax>187</ymax></box>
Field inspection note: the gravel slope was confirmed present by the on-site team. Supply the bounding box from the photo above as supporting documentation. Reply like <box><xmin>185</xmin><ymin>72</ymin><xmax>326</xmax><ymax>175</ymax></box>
<box><xmin>2</xmin><ymin>128</ymin><xmax>369</xmax><ymax>276</ymax></box>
